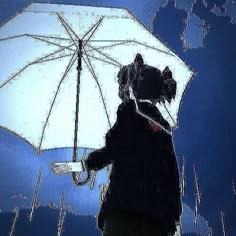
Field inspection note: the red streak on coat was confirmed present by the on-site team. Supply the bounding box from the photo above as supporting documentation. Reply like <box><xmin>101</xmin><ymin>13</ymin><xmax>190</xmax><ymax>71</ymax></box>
<box><xmin>148</xmin><ymin>120</ymin><xmax>161</xmax><ymax>132</ymax></box>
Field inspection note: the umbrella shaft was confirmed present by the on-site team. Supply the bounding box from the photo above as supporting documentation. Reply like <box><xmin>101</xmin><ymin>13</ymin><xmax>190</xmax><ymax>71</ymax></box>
<box><xmin>73</xmin><ymin>70</ymin><xmax>81</xmax><ymax>161</ymax></box>
<box><xmin>73</xmin><ymin>43</ymin><xmax>82</xmax><ymax>162</ymax></box>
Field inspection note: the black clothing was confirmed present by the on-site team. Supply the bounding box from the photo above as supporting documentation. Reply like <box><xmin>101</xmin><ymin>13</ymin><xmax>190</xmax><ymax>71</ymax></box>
<box><xmin>85</xmin><ymin>99</ymin><xmax>182</xmax><ymax>234</ymax></box>
<box><xmin>117</xmin><ymin>64</ymin><xmax>176</xmax><ymax>103</ymax></box>
<box><xmin>103</xmin><ymin>210</ymin><xmax>175</xmax><ymax>236</ymax></box>
<box><xmin>117</xmin><ymin>63</ymin><xmax>162</xmax><ymax>101</ymax></box>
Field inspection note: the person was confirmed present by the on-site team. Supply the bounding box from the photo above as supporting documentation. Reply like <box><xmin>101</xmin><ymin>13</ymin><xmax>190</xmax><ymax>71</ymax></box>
<box><xmin>117</xmin><ymin>53</ymin><xmax>162</xmax><ymax>101</ymax></box>
<box><xmin>84</xmin><ymin>54</ymin><xmax>182</xmax><ymax>236</ymax></box>
<box><xmin>118</xmin><ymin>53</ymin><xmax>176</xmax><ymax>104</ymax></box>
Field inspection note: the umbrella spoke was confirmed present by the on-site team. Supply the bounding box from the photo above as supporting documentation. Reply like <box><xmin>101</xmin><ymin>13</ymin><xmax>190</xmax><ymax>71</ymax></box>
<box><xmin>26</xmin><ymin>34</ymin><xmax>72</xmax><ymax>41</ymax></box>
<box><xmin>1</xmin><ymin>33</ymin><xmax>76</xmax><ymax>48</ymax></box>
<box><xmin>163</xmin><ymin>103</ymin><xmax>177</xmax><ymax>127</ymax></box>
<box><xmin>85</xmin><ymin>53</ymin><xmax>121</xmax><ymax>68</ymax></box>
<box><xmin>37</xmin><ymin>53</ymin><xmax>74</xmax><ymax>64</ymax></box>
<box><xmin>0</xmin><ymin>43</ymin><xmax>75</xmax><ymax>89</ymax></box>
<box><xmin>86</xmin><ymin>40</ymin><xmax>132</xmax><ymax>52</ymax></box>
<box><xmin>86</xmin><ymin>39</ymin><xmax>174</xmax><ymax>56</ymax></box>
<box><xmin>57</xmin><ymin>13</ymin><xmax>80</xmax><ymax>44</ymax></box>
<box><xmin>86</xmin><ymin>44</ymin><xmax>123</xmax><ymax>67</ymax></box>
<box><xmin>27</xmin><ymin>34</ymin><xmax>76</xmax><ymax>52</ymax></box>
<box><xmin>82</xmin><ymin>17</ymin><xmax>104</xmax><ymax>43</ymax></box>
<box><xmin>82</xmin><ymin>49</ymin><xmax>111</xmax><ymax>128</ymax></box>
<box><xmin>38</xmin><ymin>51</ymin><xmax>78</xmax><ymax>152</ymax></box>
<box><xmin>88</xmin><ymin>40</ymin><xmax>133</xmax><ymax>42</ymax></box>
<box><xmin>0</xmin><ymin>34</ymin><xmax>29</xmax><ymax>41</ymax></box>
<box><xmin>132</xmin><ymin>40</ymin><xmax>174</xmax><ymax>56</ymax></box>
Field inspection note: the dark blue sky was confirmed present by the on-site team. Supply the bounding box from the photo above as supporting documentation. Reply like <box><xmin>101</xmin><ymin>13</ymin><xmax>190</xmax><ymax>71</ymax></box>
<box><xmin>0</xmin><ymin>0</ymin><xmax>236</xmax><ymax>235</ymax></box>
<box><xmin>153</xmin><ymin>1</ymin><xmax>236</xmax><ymax>235</ymax></box>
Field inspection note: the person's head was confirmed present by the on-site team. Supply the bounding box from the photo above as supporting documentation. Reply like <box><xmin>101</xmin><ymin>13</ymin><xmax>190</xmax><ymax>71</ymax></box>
<box><xmin>129</xmin><ymin>86</ymin><xmax>158</xmax><ymax>106</ymax></box>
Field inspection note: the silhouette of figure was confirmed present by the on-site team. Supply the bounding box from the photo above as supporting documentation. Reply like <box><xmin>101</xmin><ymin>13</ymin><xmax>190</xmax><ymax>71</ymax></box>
<box><xmin>118</xmin><ymin>53</ymin><xmax>176</xmax><ymax>103</ymax></box>
<box><xmin>85</xmin><ymin>54</ymin><xmax>181</xmax><ymax>236</ymax></box>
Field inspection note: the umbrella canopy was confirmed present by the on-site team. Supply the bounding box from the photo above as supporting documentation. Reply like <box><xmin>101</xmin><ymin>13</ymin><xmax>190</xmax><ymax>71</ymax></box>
<box><xmin>0</xmin><ymin>3</ymin><xmax>193</xmax><ymax>152</ymax></box>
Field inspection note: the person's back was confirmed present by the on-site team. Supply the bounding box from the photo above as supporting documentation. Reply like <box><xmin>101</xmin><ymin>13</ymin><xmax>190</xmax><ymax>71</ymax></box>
<box><xmin>85</xmin><ymin>99</ymin><xmax>182</xmax><ymax>236</ymax></box>
<box><xmin>85</xmin><ymin>53</ymin><xmax>181</xmax><ymax>235</ymax></box>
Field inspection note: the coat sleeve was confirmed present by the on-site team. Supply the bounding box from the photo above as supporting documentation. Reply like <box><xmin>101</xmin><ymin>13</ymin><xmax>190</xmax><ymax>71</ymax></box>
<box><xmin>85</xmin><ymin>100</ymin><xmax>135</xmax><ymax>171</ymax></box>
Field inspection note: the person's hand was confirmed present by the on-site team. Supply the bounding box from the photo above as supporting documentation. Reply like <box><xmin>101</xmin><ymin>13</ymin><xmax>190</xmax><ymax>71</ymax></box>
<box><xmin>51</xmin><ymin>161</ymin><xmax>85</xmax><ymax>175</ymax></box>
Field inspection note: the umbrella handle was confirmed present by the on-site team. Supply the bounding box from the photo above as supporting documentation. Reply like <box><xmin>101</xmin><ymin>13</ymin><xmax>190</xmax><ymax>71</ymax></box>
<box><xmin>72</xmin><ymin>160</ymin><xmax>92</xmax><ymax>186</ymax></box>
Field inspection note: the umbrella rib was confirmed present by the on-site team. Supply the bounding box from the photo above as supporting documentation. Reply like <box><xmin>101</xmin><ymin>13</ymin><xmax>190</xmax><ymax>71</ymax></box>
<box><xmin>86</xmin><ymin>44</ymin><xmax>123</xmax><ymax>67</ymax></box>
<box><xmin>57</xmin><ymin>13</ymin><xmax>78</xmax><ymax>47</ymax></box>
<box><xmin>0</xmin><ymin>34</ymin><xmax>28</xmax><ymax>41</ymax></box>
<box><xmin>82</xmin><ymin>50</ymin><xmax>112</xmax><ymax>129</ymax></box>
<box><xmin>0</xmin><ymin>34</ymin><xmax>75</xmax><ymax>52</ymax></box>
<box><xmin>38</xmin><ymin>52</ymin><xmax>78</xmax><ymax>152</ymax></box>
<box><xmin>86</xmin><ymin>40</ymin><xmax>132</xmax><ymax>52</ymax></box>
<box><xmin>57</xmin><ymin>13</ymin><xmax>80</xmax><ymax>40</ymax></box>
<box><xmin>85</xmin><ymin>53</ymin><xmax>121</xmax><ymax>68</ymax></box>
<box><xmin>27</xmin><ymin>34</ymin><xmax>76</xmax><ymax>52</ymax></box>
<box><xmin>26</xmin><ymin>34</ymin><xmax>72</xmax><ymax>41</ymax></box>
<box><xmin>0</xmin><ymin>34</ymin><xmax>68</xmax><ymax>42</ymax></box>
<box><xmin>131</xmin><ymin>40</ymin><xmax>175</xmax><ymax>56</ymax></box>
<box><xmin>87</xmin><ymin>40</ymin><xmax>133</xmax><ymax>42</ymax></box>
<box><xmin>82</xmin><ymin>17</ymin><xmax>104</xmax><ymax>42</ymax></box>
<box><xmin>36</xmin><ymin>53</ymin><xmax>74</xmax><ymax>64</ymax></box>
<box><xmin>0</xmin><ymin>43</ymin><xmax>75</xmax><ymax>89</ymax></box>
<box><xmin>86</xmin><ymin>39</ymin><xmax>174</xmax><ymax>56</ymax></box>
<box><xmin>162</xmin><ymin>103</ymin><xmax>177</xmax><ymax>127</ymax></box>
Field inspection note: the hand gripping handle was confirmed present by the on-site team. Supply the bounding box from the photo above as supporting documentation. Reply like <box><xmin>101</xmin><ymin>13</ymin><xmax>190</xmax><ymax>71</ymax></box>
<box><xmin>51</xmin><ymin>160</ymin><xmax>91</xmax><ymax>186</ymax></box>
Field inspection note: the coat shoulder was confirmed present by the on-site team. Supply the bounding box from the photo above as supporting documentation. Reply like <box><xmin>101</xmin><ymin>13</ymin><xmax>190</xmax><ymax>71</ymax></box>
<box><xmin>117</xmin><ymin>99</ymin><xmax>136</xmax><ymax>114</ymax></box>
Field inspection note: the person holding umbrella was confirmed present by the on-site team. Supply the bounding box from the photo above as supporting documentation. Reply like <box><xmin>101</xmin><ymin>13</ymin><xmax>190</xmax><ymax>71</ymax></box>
<box><xmin>84</xmin><ymin>54</ymin><xmax>182</xmax><ymax>236</ymax></box>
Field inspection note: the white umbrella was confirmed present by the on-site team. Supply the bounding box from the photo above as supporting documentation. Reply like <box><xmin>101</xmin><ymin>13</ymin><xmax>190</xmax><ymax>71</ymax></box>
<box><xmin>0</xmin><ymin>3</ymin><xmax>193</xmax><ymax>184</ymax></box>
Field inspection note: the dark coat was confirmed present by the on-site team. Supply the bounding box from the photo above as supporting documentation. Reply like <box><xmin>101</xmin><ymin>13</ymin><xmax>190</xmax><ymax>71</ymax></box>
<box><xmin>85</xmin><ymin>99</ymin><xmax>182</xmax><ymax>231</ymax></box>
